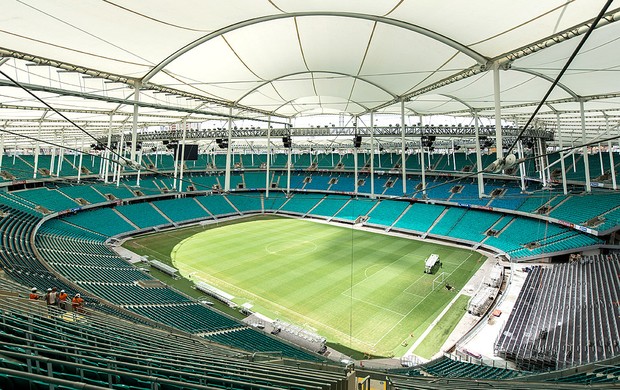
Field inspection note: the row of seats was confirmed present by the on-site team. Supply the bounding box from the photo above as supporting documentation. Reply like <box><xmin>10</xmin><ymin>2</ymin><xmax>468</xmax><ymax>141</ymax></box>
<box><xmin>25</xmin><ymin>196</ymin><xmax>326</xmax><ymax>362</ymax></box>
<box><xmin>0</xmin><ymin>294</ymin><xmax>345</xmax><ymax>389</ymax></box>
<box><xmin>495</xmin><ymin>255</ymin><xmax>620</xmax><ymax>371</ymax></box>
<box><xmin>6</xmin><ymin>182</ymin><xmax>606</xmax><ymax>263</ymax></box>
<box><xmin>9</xmin><ymin>170</ymin><xmax>620</xmax><ymax>234</ymax></box>
<box><xmin>388</xmin><ymin>355</ymin><xmax>527</xmax><ymax>380</ymax></box>
<box><xmin>4</xmin><ymin>150</ymin><xmax>619</xmax><ymax>184</ymax></box>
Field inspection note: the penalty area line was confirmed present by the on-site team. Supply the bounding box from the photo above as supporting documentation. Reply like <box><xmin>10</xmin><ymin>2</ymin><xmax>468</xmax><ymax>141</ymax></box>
<box><xmin>372</xmin><ymin>252</ymin><xmax>474</xmax><ymax>349</ymax></box>
<box><xmin>341</xmin><ymin>293</ymin><xmax>408</xmax><ymax>317</ymax></box>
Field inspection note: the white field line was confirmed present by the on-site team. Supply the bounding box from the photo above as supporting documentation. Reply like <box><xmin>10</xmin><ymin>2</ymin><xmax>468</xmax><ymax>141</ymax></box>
<box><xmin>342</xmin><ymin>294</ymin><xmax>408</xmax><ymax>317</ymax></box>
<box><xmin>180</xmin><ymin>263</ymin><xmax>375</xmax><ymax>350</ymax></box>
<box><xmin>402</xmin><ymin>273</ymin><xmax>430</xmax><ymax>296</ymax></box>
<box><xmin>405</xmin><ymin>291</ymin><xmax>464</xmax><ymax>355</ymax></box>
<box><xmin>341</xmin><ymin>252</ymin><xmax>422</xmax><ymax>295</ymax></box>
<box><xmin>372</xmin><ymin>252</ymin><xmax>474</xmax><ymax>348</ymax></box>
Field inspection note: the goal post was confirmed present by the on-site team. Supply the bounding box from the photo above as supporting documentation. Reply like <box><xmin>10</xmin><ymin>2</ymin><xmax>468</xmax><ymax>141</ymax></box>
<box><xmin>432</xmin><ymin>272</ymin><xmax>447</xmax><ymax>291</ymax></box>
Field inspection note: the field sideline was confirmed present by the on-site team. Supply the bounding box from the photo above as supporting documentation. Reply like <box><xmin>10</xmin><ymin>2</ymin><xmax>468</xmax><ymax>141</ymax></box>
<box><xmin>164</xmin><ymin>216</ymin><xmax>485</xmax><ymax>356</ymax></box>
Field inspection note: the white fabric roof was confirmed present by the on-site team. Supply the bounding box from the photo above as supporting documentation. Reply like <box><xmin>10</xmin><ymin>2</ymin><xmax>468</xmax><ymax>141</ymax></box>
<box><xmin>0</xmin><ymin>0</ymin><xmax>619</xmax><ymax>148</ymax></box>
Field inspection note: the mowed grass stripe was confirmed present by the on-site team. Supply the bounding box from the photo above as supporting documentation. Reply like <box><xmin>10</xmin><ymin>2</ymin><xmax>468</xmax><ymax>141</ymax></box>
<box><xmin>171</xmin><ymin>217</ymin><xmax>484</xmax><ymax>355</ymax></box>
<box><xmin>413</xmin><ymin>294</ymin><xmax>470</xmax><ymax>359</ymax></box>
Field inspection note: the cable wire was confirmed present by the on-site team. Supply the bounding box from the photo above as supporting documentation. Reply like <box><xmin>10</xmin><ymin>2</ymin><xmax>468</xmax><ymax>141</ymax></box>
<box><xmin>504</xmin><ymin>0</ymin><xmax>614</xmax><ymax>157</ymax></box>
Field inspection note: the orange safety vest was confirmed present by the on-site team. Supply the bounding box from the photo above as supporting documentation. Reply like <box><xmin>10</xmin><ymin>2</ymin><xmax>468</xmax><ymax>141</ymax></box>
<box><xmin>58</xmin><ymin>292</ymin><xmax>68</xmax><ymax>302</ymax></box>
<box><xmin>72</xmin><ymin>296</ymin><xmax>84</xmax><ymax>308</ymax></box>
<box><xmin>29</xmin><ymin>293</ymin><xmax>38</xmax><ymax>300</ymax></box>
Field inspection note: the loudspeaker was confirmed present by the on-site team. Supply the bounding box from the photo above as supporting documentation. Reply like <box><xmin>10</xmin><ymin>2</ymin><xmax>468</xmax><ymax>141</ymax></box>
<box><xmin>354</xmin><ymin>135</ymin><xmax>362</xmax><ymax>148</ymax></box>
<box><xmin>216</xmin><ymin>139</ymin><xmax>228</xmax><ymax>149</ymax></box>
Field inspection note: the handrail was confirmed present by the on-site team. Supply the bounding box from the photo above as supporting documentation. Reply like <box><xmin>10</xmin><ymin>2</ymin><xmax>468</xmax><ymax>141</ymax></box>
<box><xmin>0</xmin><ymin>367</ymin><xmax>109</xmax><ymax>390</ymax></box>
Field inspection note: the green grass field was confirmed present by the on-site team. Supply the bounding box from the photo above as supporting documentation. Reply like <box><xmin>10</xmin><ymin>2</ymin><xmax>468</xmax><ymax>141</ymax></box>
<box><xmin>149</xmin><ymin>216</ymin><xmax>486</xmax><ymax>357</ymax></box>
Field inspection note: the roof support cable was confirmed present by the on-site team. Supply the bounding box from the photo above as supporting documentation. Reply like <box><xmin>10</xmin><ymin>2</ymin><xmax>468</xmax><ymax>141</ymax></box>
<box><xmin>0</xmin><ymin>69</ymin><xmax>123</xmax><ymax>161</ymax></box>
<box><xmin>494</xmin><ymin>0</ymin><xmax>614</xmax><ymax>170</ymax></box>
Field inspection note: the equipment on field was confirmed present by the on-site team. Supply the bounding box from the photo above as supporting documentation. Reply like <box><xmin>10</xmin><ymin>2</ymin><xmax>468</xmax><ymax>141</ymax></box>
<box><xmin>424</xmin><ymin>254</ymin><xmax>441</xmax><ymax>274</ymax></box>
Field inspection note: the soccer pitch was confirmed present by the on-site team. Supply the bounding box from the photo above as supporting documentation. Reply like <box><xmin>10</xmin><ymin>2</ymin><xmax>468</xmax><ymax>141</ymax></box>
<box><xmin>169</xmin><ymin>216</ymin><xmax>485</xmax><ymax>356</ymax></box>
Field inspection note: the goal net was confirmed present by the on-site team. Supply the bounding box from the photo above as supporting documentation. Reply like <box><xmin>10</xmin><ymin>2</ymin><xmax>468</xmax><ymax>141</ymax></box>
<box><xmin>432</xmin><ymin>272</ymin><xmax>447</xmax><ymax>291</ymax></box>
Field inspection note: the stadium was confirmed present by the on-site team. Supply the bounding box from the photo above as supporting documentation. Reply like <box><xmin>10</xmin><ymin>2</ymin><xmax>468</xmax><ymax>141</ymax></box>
<box><xmin>0</xmin><ymin>1</ymin><xmax>620</xmax><ymax>388</ymax></box>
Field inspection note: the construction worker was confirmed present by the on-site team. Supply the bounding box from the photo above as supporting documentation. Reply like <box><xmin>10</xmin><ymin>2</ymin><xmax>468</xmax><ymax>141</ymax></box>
<box><xmin>29</xmin><ymin>287</ymin><xmax>39</xmax><ymax>300</ymax></box>
<box><xmin>71</xmin><ymin>293</ymin><xmax>84</xmax><ymax>314</ymax></box>
<box><xmin>45</xmin><ymin>287</ymin><xmax>54</xmax><ymax>316</ymax></box>
<box><xmin>58</xmin><ymin>289</ymin><xmax>68</xmax><ymax>311</ymax></box>
<box><xmin>45</xmin><ymin>287</ymin><xmax>59</xmax><ymax>305</ymax></box>
<box><xmin>44</xmin><ymin>288</ymin><xmax>51</xmax><ymax>302</ymax></box>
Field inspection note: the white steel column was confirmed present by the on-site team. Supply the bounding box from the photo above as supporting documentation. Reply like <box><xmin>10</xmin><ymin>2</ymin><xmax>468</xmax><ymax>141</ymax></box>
<box><xmin>606</xmin><ymin>116</ymin><xmax>617</xmax><ymax>190</ymax></box>
<box><xmin>136</xmin><ymin>149</ymin><xmax>143</xmax><ymax>187</ymax></box>
<box><xmin>420</xmin><ymin>139</ymin><xmax>426</xmax><ymax>197</ymax></box>
<box><xmin>400</xmin><ymin>100</ymin><xmax>407</xmax><ymax>195</ymax></box>
<box><xmin>493</xmin><ymin>63</ymin><xmax>503</xmax><ymax>161</ymax></box>
<box><xmin>130</xmin><ymin>83</ymin><xmax>140</xmax><ymax>162</ymax></box>
<box><xmin>538</xmin><ymin>138</ymin><xmax>547</xmax><ymax>186</ymax></box>
<box><xmin>77</xmin><ymin>140</ymin><xmax>84</xmax><ymax>183</ymax></box>
<box><xmin>56</xmin><ymin>131</ymin><xmax>65</xmax><ymax>177</ymax></box>
<box><xmin>580</xmin><ymin>100</ymin><xmax>591</xmax><ymax>192</ymax></box>
<box><xmin>116</xmin><ymin>131</ymin><xmax>124</xmax><ymax>187</ymax></box>
<box><xmin>557</xmin><ymin>113</ymin><xmax>568</xmax><ymax>195</ymax></box>
<box><xmin>178</xmin><ymin>119</ymin><xmax>187</xmax><ymax>192</ymax></box>
<box><xmin>286</xmin><ymin>145</ymin><xmax>292</xmax><ymax>196</ymax></box>
<box><xmin>354</xmin><ymin>147</ymin><xmax>359</xmax><ymax>194</ymax></box>
<box><xmin>370</xmin><ymin>111</ymin><xmax>375</xmax><ymax>199</ymax></box>
<box><xmin>285</xmin><ymin>119</ymin><xmax>292</xmax><ymax>195</ymax></box>
<box><xmin>104</xmin><ymin>114</ymin><xmax>113</xmax><ymax>183</ymax></box>
<box><xmin>33</xmin><ymin>122</ymin><xmax>41</xmax><ymax>179</ymax></box>
<box><xmin>572</xmin><ymin>139</ymin><xmax>577</xmax><ymax>172</ymax></box>
<box><xmin>224</xmin><ymin>107</ymin><xmax>233</xmax><ymax>192</ymax></box>
<box><xmin>96</xmin><ymin>133</ymin><xmax>101</xmax><ymax>178</ymax></box>
<box><xmin>50</xmin><ymin>131</ymin><xmax>56</xmax><ymax>175</ymax></box>
<box><xmin>172</xmin><ymin>127</ymin><xmax>180</xmax><ymax>190</ymax></box>
<box><xmin>420</xmin><ymin>115</ymin><xmax>426</xmax><ymax>196</ymax></box>
<box><xmin>598</xmin><ymin>141</ymin><xmax>605</xmax><ymax>176</ymax></box>
<box><xmin>0</xmin><ymin>134</ymin><xmax>4</xmax><ymax>172</ymax></box>
<box><xmin>451</xmin><ymin>139</ymin><xmax>456</xmax><ymax>168</ymax></box>
<box><xmin>517</xmin><ymin>140</ymin><xmax>527</xmax><ymax>192</ymax></box>
<box><xmin>265</xmin><ymin>117</ymin><xmax>271</xmax><ymax>198</ymax></box>
<box><xmin>111</xmin><ymin>135</ymin><xmax>119</xmax><ymax>184</ymax></box>
<box><xmin>354</xmin><ymin>118</ymin><xmax>359</xmax><ymax>194</ymax></box>
<box><xmin>265</xmin><ymin>116</ymin><xmax>271</xmax><ymax>198</ymax></box>
<box><xmin>474</xmin><ymin>113</ymin><xmax>485</xmax><ymax>198</ymax></box>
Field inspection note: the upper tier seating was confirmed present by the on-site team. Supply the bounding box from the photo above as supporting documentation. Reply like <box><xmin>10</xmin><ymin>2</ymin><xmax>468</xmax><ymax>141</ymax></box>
<box><xmin>152</xmin><ymin>197</ymin><xmax>211</xmax><ymax>222</ymax></box>
<box><xmin>13</xmin><ymin>187</ymin><xmax>79</xmax><ymax>212</ymax></box>
<box><xmin>60</xmin><ymin>207</ymin><xmax>136</xmax><ymax>237</ymax></box>
<box><xmin>116</xmin><ymin>202</ymin><xmax>171</xmax><ymax>229</ymax></box>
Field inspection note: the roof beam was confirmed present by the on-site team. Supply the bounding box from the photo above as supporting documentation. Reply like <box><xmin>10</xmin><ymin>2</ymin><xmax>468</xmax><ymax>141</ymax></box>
<box><xmin>364</xmin><ymin>7</ymin><xmax>620</xmax><ymax>115</ymax></box>
<box><xmin>234</xmin><ymin>70</ymin><xmax>398</xmax><ymax>105</ymax></box>
<box><xmin>0</xmin><ymin>48</ymin><xmax>281</xmax><ymax>119</ymax></box>
<box><xmin>141</xmin><ymin>11</ymin><xmax>489</xmax><ymax>83</ymax></box>
<box><xmin>0</xmin><ymin>79</ymin><xmax>288</xmax><ymax>125</ymax></box>
<box><xmin>440</xmin><ymin>92</ymin><xmax>620</xmax><ymax>116</ymax></box>
<box><xmin>510</xmin><ymin>67</ymin><xmax>580</xmax><ymax>99</ymax></box>
<box><xmin>438</xmin><ymin>93</ymin><xmax>476</xmax><ymax>112</ymax></box>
